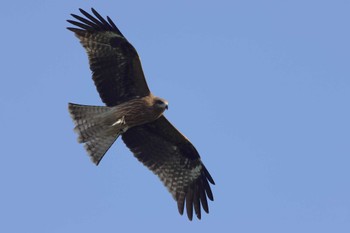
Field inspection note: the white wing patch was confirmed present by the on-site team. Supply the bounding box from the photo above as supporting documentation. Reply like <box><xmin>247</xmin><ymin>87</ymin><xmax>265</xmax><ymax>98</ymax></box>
<box><xmin>190</xmin><ymin>164</ymin><xmax>202</xmax><ymax>180</ymax></box>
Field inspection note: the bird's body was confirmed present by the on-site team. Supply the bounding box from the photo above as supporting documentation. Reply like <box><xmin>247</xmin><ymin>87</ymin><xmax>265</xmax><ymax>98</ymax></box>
<box><xmin>67</xmin><ymin>8</ymin><xmax>214</xmax><ymax>220</ymax></box>
<box><xmin>69</xmin><ymin>95</ymin><xmax>168</xmax><ymax>164</ymax></box>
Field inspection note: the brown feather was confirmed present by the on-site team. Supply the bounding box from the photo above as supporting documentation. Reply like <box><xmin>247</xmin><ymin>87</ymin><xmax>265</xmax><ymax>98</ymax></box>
<box><xmin>68</xmin><ymin>8</ymin><xmax>214</xmax><ymax>220</ymax></box>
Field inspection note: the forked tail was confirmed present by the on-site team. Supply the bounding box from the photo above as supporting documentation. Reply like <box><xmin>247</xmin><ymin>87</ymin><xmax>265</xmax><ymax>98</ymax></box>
<box><xmin>68</xmin><ymin>103</ymin><xmax>124</xmax><ymax>165</ymax></box>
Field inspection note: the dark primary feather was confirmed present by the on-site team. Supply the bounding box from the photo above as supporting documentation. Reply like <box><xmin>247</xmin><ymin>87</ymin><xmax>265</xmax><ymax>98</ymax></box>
<box><xmin>122</xmin><ymin>116</ymin><xmax>215</xmax><ymax>220</ymax></box>
<box><xmin>67</xmin><ymin>8</ymin><xmax>150</xmax><ymax>106</ymax></box>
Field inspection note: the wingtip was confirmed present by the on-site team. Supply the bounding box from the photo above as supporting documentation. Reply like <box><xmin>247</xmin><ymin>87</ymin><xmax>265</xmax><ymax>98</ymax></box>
<box><xmin>203</xmin><ymin>165</ymin><xmax>215</xmax><ymax>185</ymax></box>
<box><xmin>186</xmin><ymin>189</ymin><xmax>194</xmax><ymax>220</ymax></box>
<box><xmin>79</xmin><ymin>8</ymin><xmax>86</xmax><ymax>14</ymax></box>
<box><xmin>66</xmin><ymin>19</ymin><xmax>75</xmax><ymax>24</ymax></box>
<box><xmin>187</xmin><ymin>215</ymin><xmax>193</xmax><ymax>221</ymax></box>
<box><xmin>186</xmin><ymin>206</ymin><xmax>193</xmax><ymax>221</ymax></box>
<box><xmin>91</xmin><ymin>8</ymin><xmax>98</xmax><ymax>15</ymax></box>
<box><xmin>66</xmin><ymin>27</ymin><xmax>74</xmax><ymax>32</ymax></box>
<box><xmin>177</xmin><ymin>196</ymin><xmax>185</xmax><ymax>216</ymax></box>
<box><xmin>66</xmin><ymin>27</ymin><xmax>85</xmax><ymax>36</ymax></box>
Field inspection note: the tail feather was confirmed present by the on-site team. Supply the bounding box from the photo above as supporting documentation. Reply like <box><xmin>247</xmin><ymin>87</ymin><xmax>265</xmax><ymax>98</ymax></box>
<box><xmin>84</xmin><ymin>133</ymin><xmax>119</xmax><ymax>165</ymax></box>
<box><xmin>68</xmin><ymin>103</ymin><xmax>123</xmax><ymax>165</ymax></box>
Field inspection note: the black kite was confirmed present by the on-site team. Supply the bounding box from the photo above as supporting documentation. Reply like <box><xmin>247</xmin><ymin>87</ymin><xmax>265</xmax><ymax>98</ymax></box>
<box><xmin>67</xmin><ymin>8</ymin><xmax>215</xmax><ymax>220</ymax></box>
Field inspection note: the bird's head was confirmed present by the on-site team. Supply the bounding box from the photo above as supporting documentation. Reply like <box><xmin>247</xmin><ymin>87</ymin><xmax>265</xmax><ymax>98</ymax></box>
<box><xmin>154</xmin><ymin>97</ymin><xmax>169</xmax><ymax>111</ymax></box>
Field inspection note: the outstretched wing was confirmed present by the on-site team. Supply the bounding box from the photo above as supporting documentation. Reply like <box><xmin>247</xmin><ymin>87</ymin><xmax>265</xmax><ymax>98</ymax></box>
<box><xmin>67</xmin><ymin>8</ymin><xmax>150</xmax><ymax>106</ymax></box>
<box><xmin>122</xmin><ymin>116</ymin><xmax>215</xmax><ymax>220</ymax></box>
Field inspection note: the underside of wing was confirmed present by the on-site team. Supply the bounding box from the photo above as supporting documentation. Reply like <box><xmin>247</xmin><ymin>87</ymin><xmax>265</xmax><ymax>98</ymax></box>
<box><xmin>67</xmin><ymin>8</ymin><xmax>150</xmax><ymax>106</ymax></box>
<box><xmin>122</xmin><ymin>116</ymin><xmax>215</xmax><ymax>220</ymax></box>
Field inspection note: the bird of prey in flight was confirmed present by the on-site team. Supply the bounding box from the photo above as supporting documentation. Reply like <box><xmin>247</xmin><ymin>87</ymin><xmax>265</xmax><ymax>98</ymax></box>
<box><xmin>67</xmin><ymin>8</ymin><xmax>215</xmax><ymax>220</ymax></box>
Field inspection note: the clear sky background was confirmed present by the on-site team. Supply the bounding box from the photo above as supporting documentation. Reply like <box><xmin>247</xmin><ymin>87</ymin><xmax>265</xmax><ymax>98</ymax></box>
<box><xmin>1</xmin><ymin>1</ymin><xmax>349</xmax><ymax>232</ymax></box>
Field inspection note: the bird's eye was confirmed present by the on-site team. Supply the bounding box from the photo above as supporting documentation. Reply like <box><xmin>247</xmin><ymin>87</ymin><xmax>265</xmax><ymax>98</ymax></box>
<box><xmin>156</xmin><ymin>100</ymin><xmax>164</xmax><ymax>105</ymax></box>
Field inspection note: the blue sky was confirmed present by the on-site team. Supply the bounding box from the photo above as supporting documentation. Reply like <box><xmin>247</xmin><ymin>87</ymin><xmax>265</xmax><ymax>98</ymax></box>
<box><xmin>1</xmin><ymin>1</ymin><xmax>349</xmax><ymax>232</ymax></box>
